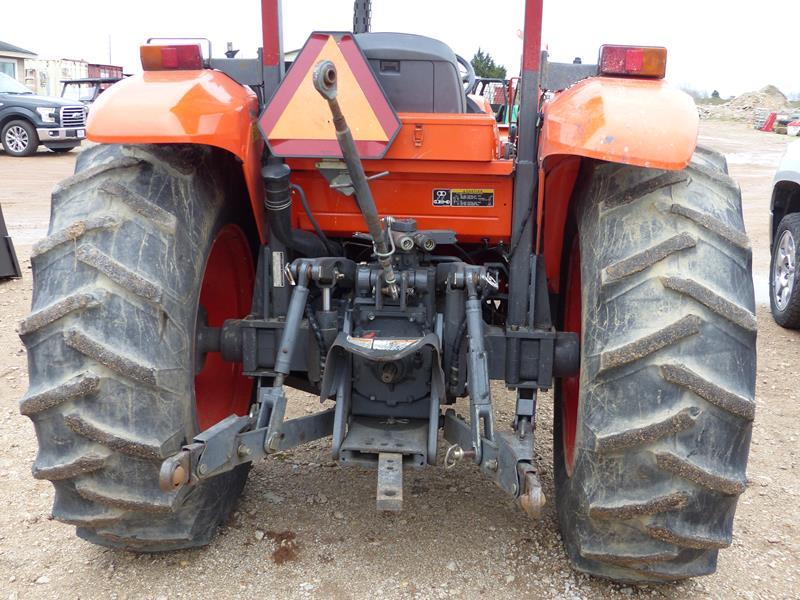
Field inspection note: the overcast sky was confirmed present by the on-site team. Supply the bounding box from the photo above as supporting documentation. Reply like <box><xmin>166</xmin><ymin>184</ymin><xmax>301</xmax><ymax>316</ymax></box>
<box><xmin>2</xmin><ymin>0</ymin><xmax>796</xmax><ymax>98</ymax></box>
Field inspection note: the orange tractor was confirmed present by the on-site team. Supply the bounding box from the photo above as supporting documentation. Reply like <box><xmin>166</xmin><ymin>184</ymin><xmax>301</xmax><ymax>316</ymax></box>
<box><xmin>20</xmin><ymin>0</ymin><xmax>756</xmax><ymax>583</ymax></box>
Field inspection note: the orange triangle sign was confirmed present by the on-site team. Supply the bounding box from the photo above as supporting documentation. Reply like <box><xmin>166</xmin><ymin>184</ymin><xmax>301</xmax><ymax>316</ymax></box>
<box><xmin>259</xmin><ymin>33</ymin><xmax>401</xmax><ymax>159</ymax></box>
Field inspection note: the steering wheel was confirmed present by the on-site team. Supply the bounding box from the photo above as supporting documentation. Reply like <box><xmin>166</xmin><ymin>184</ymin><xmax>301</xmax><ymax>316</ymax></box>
<box><xmin>456</xmin><ymin>54</ymin><xmax>476</xmax><ymax>93</ymax></box>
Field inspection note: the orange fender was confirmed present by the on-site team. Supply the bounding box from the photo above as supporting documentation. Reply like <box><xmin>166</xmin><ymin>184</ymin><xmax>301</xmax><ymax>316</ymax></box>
<box><xmin>87</xmin><ymin>70</ymin><xmax>266</xmax><ymax>240</ymax></box>
<box><xmin>538</xmin><ymin>77</ymin><xmax>699</xmax><ymax>293</ymax></box>
<box><xmin>540</xmin><ymin>76</ymin><xmax>698</xmax><ymax>170</ymax></box>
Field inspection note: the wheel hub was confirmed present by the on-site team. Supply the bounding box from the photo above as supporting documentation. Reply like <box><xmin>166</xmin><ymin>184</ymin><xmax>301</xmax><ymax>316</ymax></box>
<box><xmin>194</xmin><ymin>224</ymin><xmax>254</xmax><ymax>432</ymax></box>
<box><xmin>5</xmin><ymin>126</ymin><xmax>29</xmax><ymax>153</ymax></box>
<box><xmin>773</xmin><ymin>229</ymin><xmax>796</xmax><ymax>311</ymax></box>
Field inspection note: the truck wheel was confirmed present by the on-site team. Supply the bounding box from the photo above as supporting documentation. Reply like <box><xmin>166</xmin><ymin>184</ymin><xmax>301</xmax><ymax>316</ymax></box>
<box><xmin>769</xmin><ymin>213</ymin><xmax>800</xmax><ymax>328</ymax></box>
<box><xmin>2</xmin><ymin>119</ymin><xmax>38</xmax><ymax>157</ymax></box>
<box><xmin>555</xmin><ymin>148</ymin><xmax>756</xmax><ymax>583</ymax></box>
<box><xmin>20</xmin><ymin>144</ymin><xmax>256</xmax><ymax>551</ymax></box>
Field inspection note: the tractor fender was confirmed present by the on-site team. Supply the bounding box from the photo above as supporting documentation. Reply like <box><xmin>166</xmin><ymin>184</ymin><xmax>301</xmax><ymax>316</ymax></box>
<box><xmin>540</xmin><ymin>76</ymin><xmax>698</xmax><ymax>170</ymax></box>
<box><xmin>87</xmin><ymin>70</ymin><xmax>266</xmax><ymax>240</ymax></box>
<box><xmin>538</xmin><ymin>76</ymin><xmax>699</xmax><ymax>292</ymax></box>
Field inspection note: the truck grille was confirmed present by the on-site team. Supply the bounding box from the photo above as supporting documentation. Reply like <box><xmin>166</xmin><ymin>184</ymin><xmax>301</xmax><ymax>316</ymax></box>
<box><xmin>60</xmin><ymin>106</ymin><xmax>86</xmax><ymax>128</ymax></box>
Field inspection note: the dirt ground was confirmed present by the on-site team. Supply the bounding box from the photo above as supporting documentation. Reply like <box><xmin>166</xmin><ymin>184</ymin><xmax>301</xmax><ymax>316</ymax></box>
<box><xmin>0</xmin><ymin>121</ymin><xmax>797</xmax><ymax>600</ymax></box>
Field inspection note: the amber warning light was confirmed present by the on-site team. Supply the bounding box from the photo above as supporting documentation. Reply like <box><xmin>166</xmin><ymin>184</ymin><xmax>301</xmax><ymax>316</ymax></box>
<box><xmin>140</xmin><ymin>44</ymin><xmax>204</xmax><ymax>71</ymax></box>
<box><xmin>599</xmin><ymin>45</ymin><xmax>667</xmax><ymax>79</ymax></box>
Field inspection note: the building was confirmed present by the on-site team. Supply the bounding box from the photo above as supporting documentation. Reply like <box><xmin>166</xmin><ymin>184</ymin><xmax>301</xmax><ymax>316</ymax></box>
<box><xmin>21</xmin><ymin>59</ymin><xmax>125</xmax><ymax>96</ymax></box>
<box><xmin>88</xmin><ymin>63</ymin><xmax>123</xmax><ymax>79</ymax></box>
<box><xmin>0</xmin><ymin>41</ymin><xmax>37</xmax><ymax>82</ymax></box>
<box><xmin>24</xmin><ymin>58</ymin><xmax>89</xmax><ymax>96</ymax></box>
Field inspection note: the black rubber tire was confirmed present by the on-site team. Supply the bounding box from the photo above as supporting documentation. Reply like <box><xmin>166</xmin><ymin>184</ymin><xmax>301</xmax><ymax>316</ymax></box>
<box><xmin>554</xmin><ymin>148</ymin><xmax>756</xmax><ymax>583</ymax></box>
<box><xmin>769</xmin><ymin>213</ymin><xmax>800</xmax><ymax>328</ymax></box>
<box><xmin>20</xmin><ymin>144</ymin><xmax>255</xmax><ymax>551</ymax></box>
<box><xmin>2</xmin><ymin>119</ymin><xmax>38</xmax><ymax>157</ymax></box>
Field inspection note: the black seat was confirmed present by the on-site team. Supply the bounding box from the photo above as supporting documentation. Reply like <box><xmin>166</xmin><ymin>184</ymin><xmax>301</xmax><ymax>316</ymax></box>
<box><xmin>355</xmin><ymin>32</ymin><xmax>466</xmax><ymax>113</ymax></box>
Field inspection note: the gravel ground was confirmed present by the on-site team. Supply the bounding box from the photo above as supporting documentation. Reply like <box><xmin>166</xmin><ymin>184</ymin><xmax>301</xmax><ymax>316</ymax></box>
<box><xmin>0</xmin><ymin>121</ymin><xmax>798</xmax><ymax>599</ymax></box>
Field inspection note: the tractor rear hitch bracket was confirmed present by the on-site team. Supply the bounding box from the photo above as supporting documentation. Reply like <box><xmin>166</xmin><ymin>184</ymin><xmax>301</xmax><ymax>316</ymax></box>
<box><xmin>158</xmin><ymin>406</ymin><xmax>336</xmax><ymax>493</ymax></box>
<box><xmin>442</xmin><ymin>410</ymin><xmax>545</xmax><ymax>519</ymax></box>
<box><xmin>161</xmin><ymin>259</ymin><xmax>348</xmax><ymax>493</ymax></box>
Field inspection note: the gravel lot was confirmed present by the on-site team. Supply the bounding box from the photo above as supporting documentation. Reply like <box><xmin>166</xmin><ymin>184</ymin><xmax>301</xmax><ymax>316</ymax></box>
<box><xmin>0</xmin><ymin>121</ymin><xmax>798</xmax><ymax>599</ymax></box>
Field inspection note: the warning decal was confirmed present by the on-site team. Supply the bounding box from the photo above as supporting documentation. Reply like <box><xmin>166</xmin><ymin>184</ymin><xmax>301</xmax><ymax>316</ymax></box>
<box><xmin>346</xmin><ymin>336</ymin><xmax>419</xmax><ymax>351</ymax></box>
<box><xmin>346</xmin><ymin>335</ymin><xmax>375</xmax><ymax>349</ymax></box>
<box><xmin>372</xmin><ymin>339</ymin><xmax>418</xmax><ymax>351</ymax></box>
<box><xmin>432</xmin><ymin>188</ymin><xmax>494</xmax><ymax>208</ymax></box>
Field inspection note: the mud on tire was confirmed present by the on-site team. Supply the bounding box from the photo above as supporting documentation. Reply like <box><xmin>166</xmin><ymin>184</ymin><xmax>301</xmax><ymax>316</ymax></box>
<box><xmin>554</xmin><ymin>148</ymin><xmax>756</xmax><ymax>583</ymax></box>
<box><xmin>20</xmin><ymin>144</ymin><xmax>255</xmax><ymax>551</ymax></box>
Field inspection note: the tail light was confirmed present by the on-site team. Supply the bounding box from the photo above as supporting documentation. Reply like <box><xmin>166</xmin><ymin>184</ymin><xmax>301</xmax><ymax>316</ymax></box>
<box><xmin>140</xmin><ymin>44</ymin><xmax>204</xmax><ymax>71</ymax></box>
<box><xmin>599</xmin><ymin>45</ymin><xmax>667</xmax><ymax>79</ymax></box>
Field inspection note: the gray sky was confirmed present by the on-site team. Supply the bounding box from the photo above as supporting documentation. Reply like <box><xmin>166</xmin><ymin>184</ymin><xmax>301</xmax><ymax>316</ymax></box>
<box><xmin>2</xmin><ymin>1</ymin><xmax>796</xmax><ymax>98</ymax></box>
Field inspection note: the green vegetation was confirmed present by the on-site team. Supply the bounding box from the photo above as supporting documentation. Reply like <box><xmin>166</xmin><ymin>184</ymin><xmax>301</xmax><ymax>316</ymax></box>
<box><xmin>470</xmin><ymin>48</ymin><xmax>506</xmax><ymax>79</ymax></box>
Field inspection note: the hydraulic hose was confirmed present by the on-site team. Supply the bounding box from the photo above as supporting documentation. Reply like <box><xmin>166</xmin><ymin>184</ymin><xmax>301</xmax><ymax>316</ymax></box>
<box><xmin>262</xmin><ymin>161</ymin><xmax>329</xmax><ymax>258</ymax></box>
<box><xmin>290</xmin><ymin>183</ymin><xmax>340</xmax><ymax>255</ymax></box>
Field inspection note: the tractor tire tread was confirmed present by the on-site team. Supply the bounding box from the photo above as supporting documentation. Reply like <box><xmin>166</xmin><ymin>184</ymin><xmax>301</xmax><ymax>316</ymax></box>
<box><xmin>32</xmin><ymin>216</ymin><xmax>120</xmax><ymax>258</ymax></box>
<box><xmin>660</xmin><ymin>276</ymin><xmax>757</xmax><ymax>331</ymax></box>
<box><xmin>32</xmin><ymin>451</ymin><xmax>109</xmax><ymax>481</ymax></box>
<box><xmin>98</xmin><ymin>181</ymin><xmax>178</xmax><ymax>234</ymax></box>
<box><xmin>19</xmin><ymin>289</ymin><xmax>107</xmax><ymax>336</ymax></box>
<box><xmin>602</xmin><ymin>233</ymin><xmax>696</xmax><ymax>284</ymax></box>
<box><xmin>669</xmin><ymin>203</ymin><xmax>750</xmax><ymax>250</ymax></box>
<box><xmin>592</xmin><ymin>406</ymin><xmax>700</xmax><ymax>452</ymax></box>
<box><xmin>601</xmin><ymin>171</ymin><xmax>691</xmax><ymax>211</ymax></box>
<box><xmin>64</xmin><ymin>413</ymin><xmax>164</xmax><ymax>460</ymax></box>
<box><xmin>19</xmin><ymin>371</ymin><xmax>101</xmax><ymax>416</ymax></box>
<box><xmin>555</xmin><ymin>146</ymin><xmax>755</xmax><ymax>583</ymax></box>
<box><xmin>21</xmin><ymin>144</ymin><xmax>250</xmax><ymax>552</ymax></box>
<box><xmin>75</xmin><ymin>243</ymin><xmax>163</xmax><ymax>302</ymax></box>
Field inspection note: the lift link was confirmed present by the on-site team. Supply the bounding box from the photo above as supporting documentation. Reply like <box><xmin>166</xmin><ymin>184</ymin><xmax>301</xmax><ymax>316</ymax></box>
<box><xmin>312</xmin><ymin>59</ymin><xmax>399</xmax><ymax>299</ymax></box>
<box><xmin>439</xmin><ymin>264</ymin><xmax>545</xmax><ymax>516</ymax></box>
<box><xmin>159</xmin><ymin>260</ymin><xmax>340</xmax><ymax>493</ymax></box>
<box><xmin>464</xmin><ymin>273</ymin><xmax>494</xmax><ymax>464</ymax></box>
<box><xmin>442</xmin><ymin>267</ymin><xmax>498</xmax><ymax>465</ymax></box>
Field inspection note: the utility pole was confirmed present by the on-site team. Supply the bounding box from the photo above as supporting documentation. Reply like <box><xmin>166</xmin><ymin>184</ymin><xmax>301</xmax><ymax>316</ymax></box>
<box><xmin>353</xmin><ymin>0</ymin><xmax>371</xmax><ymax>34</ymax></box>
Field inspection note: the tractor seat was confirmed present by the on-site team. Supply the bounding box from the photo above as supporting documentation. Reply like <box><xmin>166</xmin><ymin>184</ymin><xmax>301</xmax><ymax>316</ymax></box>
<box><xmin>355</xmin><ymin>32</ymin><xmax>468</xmax><ymax>114</ymax></box>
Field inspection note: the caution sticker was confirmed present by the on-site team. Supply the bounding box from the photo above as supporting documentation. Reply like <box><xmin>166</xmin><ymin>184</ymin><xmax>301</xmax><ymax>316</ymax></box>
<box><xmin>347</xmin><ymin>335</ymin><xmax>375</xmax><ymax>349</ymax></box>
<box><xmin>432</xmin><ymin>188</ymin><xmax>494</xmax><ymax>208</ymax></box>
<box><xmin>345</xmin><ymin>337</ymin><xmax>419</xmax><ymax>351</ymax></box>
<box><xmin>372</xmin><ymin>339</ymin><xmax>418</xmax><ymax>351</ymax></box>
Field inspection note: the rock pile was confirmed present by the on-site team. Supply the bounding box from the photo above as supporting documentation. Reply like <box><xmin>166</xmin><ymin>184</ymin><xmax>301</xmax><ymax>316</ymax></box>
<box><xmin>698</xmin><ymin>85</ymin><xmax>791</xmax><ymax>122</ymax></box>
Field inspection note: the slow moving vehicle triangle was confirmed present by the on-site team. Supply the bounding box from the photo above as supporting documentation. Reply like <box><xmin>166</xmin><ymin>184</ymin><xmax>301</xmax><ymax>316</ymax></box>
<box><xmin>260</xmin><ymin>32</ymin><xmax>400</xmax><ymax>158</ymax></box>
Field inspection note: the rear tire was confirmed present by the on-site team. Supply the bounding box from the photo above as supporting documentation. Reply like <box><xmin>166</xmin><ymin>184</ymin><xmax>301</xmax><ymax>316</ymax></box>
<box><xmin>554</xmin><ymin>148</ymin><xmax>756</xmax><ymax>583</ymax></box>
<box><xmin>20</xmin><ymin>144</ymin><xmax>256</xmax><ymax>551</ymax></box>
